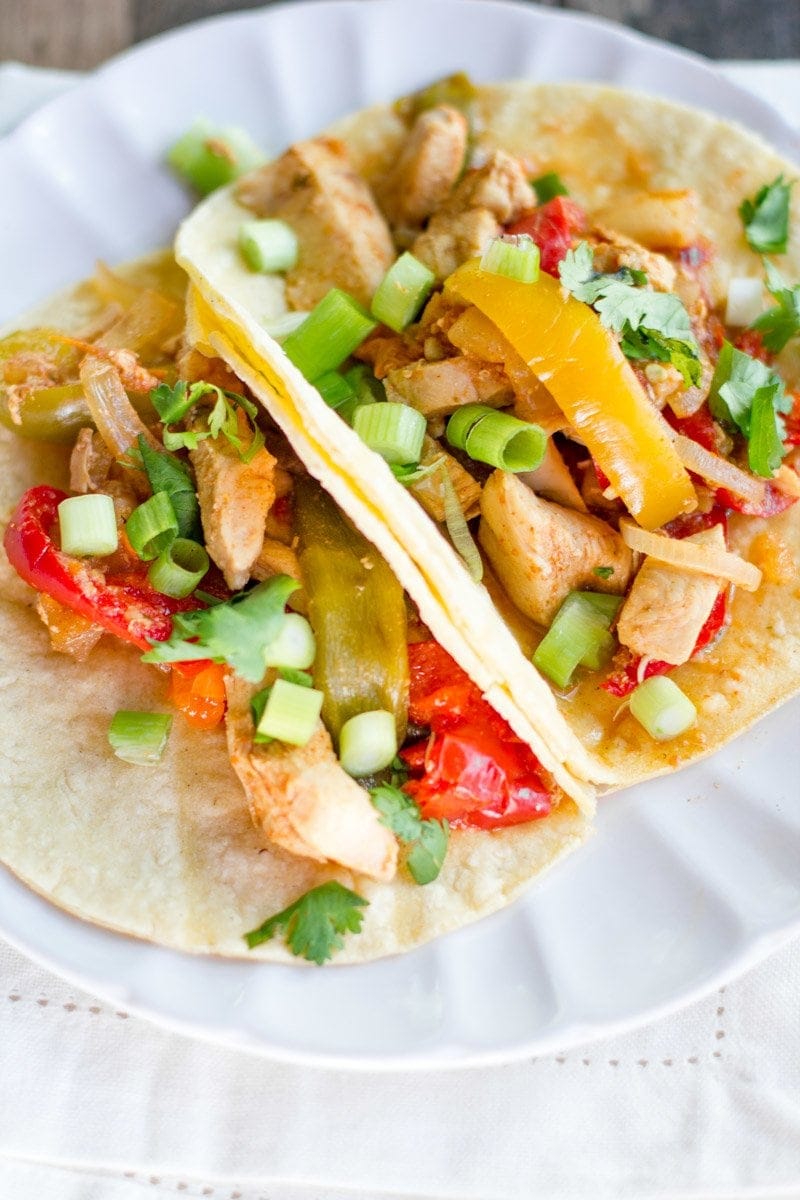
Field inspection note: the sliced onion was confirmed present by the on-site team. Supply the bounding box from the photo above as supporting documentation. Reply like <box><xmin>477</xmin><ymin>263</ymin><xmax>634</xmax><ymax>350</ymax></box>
<box><xmin>79</xmin><ymin>355</ymin><xmax>158</xmax><ymax>457</ymax></box>
<box><xmin>724</xmin><ymin>277</ymin><xmax>765</xmax><ymax>328</ymax></box>
<box><xmin>774</xmin><ymin>464</ymin><xmax>800</xmax><ymax>498</ymax></box>
<box><xmin>671</xmin><ymin>433</ymin><xmax>766</xmax><ymax>504</ymax></box>
<box><xmin>620</xmin><ymin>519</ymin><xmax>762</xmax><ymax>592</ymax></box>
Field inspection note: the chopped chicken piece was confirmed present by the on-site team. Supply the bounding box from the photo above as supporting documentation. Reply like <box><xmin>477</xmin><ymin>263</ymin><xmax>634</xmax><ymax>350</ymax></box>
<box><xmin>376</xmin><ymin>104</ymin><xmax>468</xmax><ymax>229</ymax></box>
<box><xmin>70</xmin><ymin>427</ymin><xmax>113</xmax><ymax>494</ymax></box>
<box><xmin>409</xmin><ymin>435</ymin><xmax>482</xmax><ymax>523</ymax></box>
<box><xmin>191</xmin><ymin>412</ymin><xmax>277</xmax><ymax>591</ymax></box>
<box><xmin>35</xmin><ymin>593</ymin><xmax>103</xmax><ymax>662</ymax></box>
<box><xmin>479</xmin><ymin>470</ymin><xmax>633</xmax><ymax>626</ymax></box>
<box><xmin>225</xmin><ymin>675</ymin><xmax>397</xmax><ymax>881</ymax></box>
<box><xmin>616</xmin><ymin>526</ymin><xmax>725</xmax><ymax>665</ymax></box>
<box><xmin>104</xmin><ymin>479</ymin><xmax>140</xmax><ymax>523</ymax></box>
<box><xmin>518</xmin><ymin>440</ymin><xmax>587</xmax><ymax>512</ymax></box>
<box><xmin>412</xmin><ymin>149</ymin><xmax>535</xmax><ymax>279</ymax></box>
<box><xmin>356</xmin><ymin>330</ymin><xmax>426</xmax><ymax>379</ymax></box>
<box><xmin>453</xmin><ymin>150</ymin><xmax>537</xmax><ymax>224</ymax></box>
<box><xmin>589</xmin><ymin>224</ymin><xmax>677</xmax><ymax>293</ymax></box>
<box><xmin>236</xmin><ymin>137</ymin><xmax>395</xmax><ymax>309</ymax></box>
<box><xmin>385</xmin><ymin>355</ymin><xmax>512</xmax><ymax>418</ymax></box>
<box><xmin>251</xmin><ymin>537</ymin><xmax>301</xmax><ymax>581</ymax></box>
<box><xmin>413</xmin><ymin>207</ymin><xmax>499</xmax><ymax>281</ymax></box>
<box><xmin>177</xmin><ymin>345</ymin><xmax>245</xmax><ymax>393</ymax></box>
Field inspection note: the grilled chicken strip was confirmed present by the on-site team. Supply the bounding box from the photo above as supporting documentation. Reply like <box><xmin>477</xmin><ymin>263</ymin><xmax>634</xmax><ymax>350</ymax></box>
<box><xmin>385</xmin><ymin>355</ymin><xmax>512</xmax><ymax>418</ymax></box>
<box><xmin>479</xmin><ymin>470</ymin><xmax>633</xmax><ymax>626</ymax></box>
<box><xmin>376</xmin><ymin>104</ymin><xmax>469</xmax><ymax>230</ymax></box>
<box><xmin>225</xmin><ymin>676</ymin><xmax>397</xmax><ymax>881</ymax></box>
<box><xmin>191</xmin><ymin>411</ymin><xmax>277</xmax><ymax>591</ymax></box>
<box><xmin>412</xmin><ymin>149</ymin><xmax>536</xmax><ymax>280</ymax></box>
<box><xmin>236</xmin><ymin>137</ymin><xmax>394</xmax><ymax>310</ymax></box>
<box><xmin>616</xmin><ymin>525</ymin><xmax>725</xmax><ymax>666</ymax></box>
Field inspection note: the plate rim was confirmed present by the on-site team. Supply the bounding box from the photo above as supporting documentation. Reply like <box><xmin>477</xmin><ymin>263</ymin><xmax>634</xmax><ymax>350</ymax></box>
<box><xmin>2</xmin><ymin>0</ymin><xmax>800</xmax><ymax>1067</ymax></box>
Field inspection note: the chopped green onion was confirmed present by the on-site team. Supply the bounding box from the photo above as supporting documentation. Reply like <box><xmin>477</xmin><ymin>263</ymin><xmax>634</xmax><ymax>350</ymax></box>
<box><xmin>480</xmin><ymin>235</ymin><xmax>540</xmax><ymax>284</ymax></box>
<box><xmin>532</xmin><ymin>171</ymin><xmax>568</xmax><ymax>203</ymax></box>
<box><xmin>168</xmin><ymin>120</ymin><xmax>266</xmax><ymax>196</ymax></box>
<box><xmin>255</xmin><ymin>678</ymin><xmax>323</xmax><ymax>746</ymax></box>
<box><xmin>125</xmin><ymin>491</ymin><xmax>179</xmax><ymax>561</ymax></box>
<box><xmin>238</xmin><ymin>219</ymin><xmax>298</xmax><ymax>273</ymax></box>
<box><xmin>748</xmin><ymin>384</ymin><xmax>786</xmax><ymax>477</ymax></box>
<box><xmin>338</xmin><ymin>365</ymin><xmax>385</xmax><ymax>425</ymax></box>
<box><xmin>533</xmin><ymin>591</ymin><xmax>622</xmax><ymax>688</ymax></box>
<box><xmin>370</xmin><ymin>252</ymin><xmax>436</xmax><ymax>333</ymax></box>
<box><xmin>264</xmin><ymin>612</ymin><xmax>316</xmax><ymax>670</ymax></box>
<box><xmin>281</xmin><ymin>289</ymin><xmax>376</xmax><ymax>381</ymax></box>
<box><xmin>353</xmin><ymin>402</ymin><xmax>426</xmax><ymax>465</ymax></box>
<box><xmin>339</xmin><ymin>710</ymin><xmax>398</xmax><ymax>777</ymax></box>
<box><xmin>108</xmin><ymin>710</ymin><xmax>172</xmax><ymax>766</ymax></box>
<box><xmin>147</xmin><ymin>537</ymin><xmax>209</xmax><ymax>599</ymax></box>
<box><xmin>446</xmin><ymin>404</ymin><xmax>546</xmax><ymax>472</ymax></box>
<box><xmin>315</xmin><ymin>371</ymin><xmax>356</xmax><ymax>410</ymax></box>
<box><xmin>262</xmin><ymin>311</ymin><xmax>310</xmax><ymax>341</ymax></box>
<box><xmin>58</xmin><ymin>493</ymin><xmax>118</xmax><ymax>557</ymax></box>
<box><xmin>440</xmin><ymin>464</ymin><xmax>483</xmax><ymax>582</ymax></box>
<box><xmin>629</xmin><ymin>675</ymin><xmax>697</xmax><ymax>741</ymax></box>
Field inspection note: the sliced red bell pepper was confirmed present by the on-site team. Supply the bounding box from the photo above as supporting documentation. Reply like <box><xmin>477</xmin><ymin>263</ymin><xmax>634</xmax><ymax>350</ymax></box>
<box><xmin>4</xmin><ymin>485</ymin><xmax>200</xmax><ymax>650</ymax></box>
<box><xmin>506</xmin><ymin>196</ymin><xmax>587</xmax><ymax>276</ymax></box>
<box><xmin>401</xmin><ymin>641</ymin><xmax>553</xmax><ymax>829</ymax></box>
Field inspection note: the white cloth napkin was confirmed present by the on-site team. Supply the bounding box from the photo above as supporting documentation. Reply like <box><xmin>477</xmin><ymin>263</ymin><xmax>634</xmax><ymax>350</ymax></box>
<box><xmin>2</xmin><ymin>58</ymin><xmax>800</xmax><ymax>1200</ymax></box>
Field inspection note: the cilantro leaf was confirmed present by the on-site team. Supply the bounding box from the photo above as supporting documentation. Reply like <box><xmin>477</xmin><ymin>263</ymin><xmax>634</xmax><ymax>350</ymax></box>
<box><xmin>620</xmin><ymin>325</ymin><xmax>702</xmax><ymax>387</ymax></box>
<box><xmin>752</xmin><ymin>260</ymin><xmax>800</xmax><ymax>352</ymax></box>
<box><xmin>558</xmin><ymin>242</ymin><xmax>700</xmax><ymax>385</ymax></box>
<box><xmin>406</xmin><ymin>821</ymin><xmax>449</xmax><ymax>886</ymax></box>
<box><xmin>593</xmin><ymin>566</ymin><xmax>614</xmax><ymax>580</ymax></box>
<box><xmin>531</xmin><ymin>171</ymin><xmax>568</xmax><ymax>204</ymax></box>
<box><xmin>142</xmin><ymin>575</ymin><xmax>299</xmax><ymax>681</ymax></box>
<box><xmin>244</xmin><ymin>881</ymin><xmax>368</xmax><ymax>964</ymax></box>
<box><xmin>708</xmin><ymin>341</ymin><xmax>789</xmax><ymax>478</ymax></box>
<box><xmin>370</xmin><ymin>784</ymin><xmax>449</xmax><ymax>885</ymax></box>
<box><xmin>137</xmin><ymin>435</ymin><xmax>201</xmax><ymax>541</ymax></box>
<box><xmin>151</xmin><ymin>379</ymin><xmax>266</xmax><ymax>464</ymax></box>
<box><xmin>748</xmin><ymin>384</ymin><xmax>786</xmax><ymax>477</ymax></box>
<box><xmin>739</xmin><ymin>175</ymin><xmax>792</xmax><ymax>255</ymax></box>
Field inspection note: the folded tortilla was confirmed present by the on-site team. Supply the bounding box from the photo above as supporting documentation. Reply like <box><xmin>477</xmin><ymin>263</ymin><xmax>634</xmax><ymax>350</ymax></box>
<box><xmin>177</xmin><ymin>81</ymin><xmax>800</xmax><ymax>791</ymax></box>
<box><xmin>0</xmin><ymin>256</ymin><xmax>588</xmax><ymax>963</ymax></box>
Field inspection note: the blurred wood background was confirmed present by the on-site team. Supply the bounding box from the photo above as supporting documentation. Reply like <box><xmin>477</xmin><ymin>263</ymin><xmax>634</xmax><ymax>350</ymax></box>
<box><xmin>1</xmin><ymin>0</ymin><xmax>799</xmax><ymax>69</ymax></box>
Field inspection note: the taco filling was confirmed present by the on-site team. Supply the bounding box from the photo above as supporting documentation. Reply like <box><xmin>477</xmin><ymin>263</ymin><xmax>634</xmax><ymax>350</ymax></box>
<box><xmin>1</xmin><ymin>250</ymin><xmax>584</xmax><ymax>963</ymax></box>
<box><xmin>174</xmin><ymin>78</ymin><xmax>800</xmax><ymax>790</ymax></box>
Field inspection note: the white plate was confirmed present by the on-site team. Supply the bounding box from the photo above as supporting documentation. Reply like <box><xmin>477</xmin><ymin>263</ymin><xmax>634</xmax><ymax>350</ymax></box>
<box><xmin>2</xmin><ymin>0</ymin><xmax>800</xmax><ymax>1067</ymax></box>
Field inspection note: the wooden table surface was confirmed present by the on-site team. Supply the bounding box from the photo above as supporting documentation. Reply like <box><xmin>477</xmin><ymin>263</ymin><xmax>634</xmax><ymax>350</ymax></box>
<box><xmin>1</xmin><ymin>0</ymin><xmax>799</xmax><ymax>70</ymax></box>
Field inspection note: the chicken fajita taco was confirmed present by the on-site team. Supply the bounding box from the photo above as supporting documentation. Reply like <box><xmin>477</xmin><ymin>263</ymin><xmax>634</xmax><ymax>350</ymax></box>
<box><xmin>175</xmin><ymin>78</ymin><xmax>800</xmax><ymax>797</ymax></box>
<box><xmin>0</xmin><ymin>256</ymin><xmax>589</xmax><ymax>965</ymax></box>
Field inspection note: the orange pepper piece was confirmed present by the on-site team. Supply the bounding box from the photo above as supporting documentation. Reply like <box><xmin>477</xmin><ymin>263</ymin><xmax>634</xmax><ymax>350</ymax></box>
<box><xmin>169</xmin><ymin>661</ymin><xmax>227</xmax><ymax>730</ymax></box>
<box><xmin>445</xmin><ymin>260</ymin><xmax>697</xmax><ymax>529</ymax></box>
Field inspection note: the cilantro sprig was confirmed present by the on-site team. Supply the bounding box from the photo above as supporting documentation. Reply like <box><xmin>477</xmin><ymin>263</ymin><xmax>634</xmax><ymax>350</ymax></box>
<box><xmin>751</xmin><ymin>260</ymin><xmax>800</xmax><ymax>352</ymax></box>
<box><xmin>142</xmin><ymin>575</ymin><xmax>299</xmax><ymax>681</ymax></box>
<box><xmin>709</xmin><ymin>341</ymin><xmax>791</xmax><ymax>477</ymax></box>
<box><xmin>739</xmin><ymin>175</ymin><xmax>792</xmax><ymax>255</ymax></box>
<box><xmin>558</xmin><ymin>243</ymin><xmax>701</xmax><ymax>386</ymax></box>
<box><xmin>151</xmin><ymin>380</ymin><xmax>265</xmax><ymax>463</ymax></box>
<box><xmin>136</xmin><ymin>434</ymin><xmax>201</xmax><ymax>541</ymax></box>
<box><xmin>244</xmin><ymin>881</ymin><xmax>368</xmax><ymax>964</ymax></box>
<box><xmin>370</xmin><ymin>784</ymin><xmax>449</xmax><ymax>885</ymax></box>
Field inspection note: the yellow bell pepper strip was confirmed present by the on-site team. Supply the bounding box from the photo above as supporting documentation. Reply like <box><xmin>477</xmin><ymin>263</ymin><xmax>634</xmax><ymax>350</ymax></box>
<box><xmin>445</xmin><ymin>260</ymin><xmax>697</xmax><ymax>529</ymax></box>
